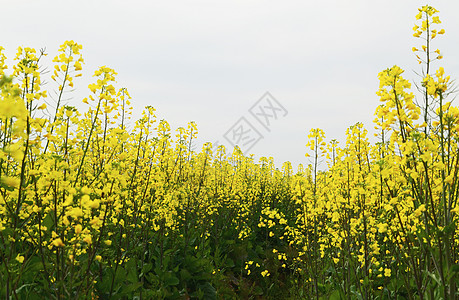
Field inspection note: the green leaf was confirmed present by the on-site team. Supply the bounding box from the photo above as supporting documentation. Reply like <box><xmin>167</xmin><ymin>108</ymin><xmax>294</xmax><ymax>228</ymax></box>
<box><xmin>329</xmin><ymin>289</ymin><xmax>341</xmax><ymax>300</ymax></box>
<box><xmin>200</xmin><ymin>282</ymin><xmax>217</xmax><ymax>300</ymax></box>
<box><xmin>451</xmin><ymin>264</ymin><xmax>459</xmax><ymax>273</ymax></box>
<box><xmin>142</xmin><ymin>263</ymin><xmax>152</xmax><ymax>274</ymax></box>
<box><xmin>15</xmin><ymin>283</ymin><xmax>36</xmax><ymax>296</ymax></box>
<box><xmin>121</xmin><ymin>282</ymin><xmax>143</xmax><ymax>294</ymax></box>
<box><xmin>164</xmin><ymin>273</ymin><xmax>179</xmax><ymax>286</ymax></box>
<box><xmin>126</xmin><ymin>261</ymin><xmax>139</xmax><ymax>284</ymax></box>
<box><xmin>225</xmin><ymin>258</ymin><xmax>235</xmax><ymax>268</ymax></box>
<box><xmin>180</xmin><ymin>268</ymin><xmax>192</xmax><ymax>281</ymax></box>
<box><xmin>42</xmin><ymin>213</ymin><xmax>54</xmax><ymax>231</ymax></box>
<box><xmin>425</xmin><ymin>270</ymin><xmax>441</xmax><ymax>286</ymax></box>
<box><xmin>443</xmin><ymin>222</ymin><xmax>456</xmax><ymax>235</ymax></box>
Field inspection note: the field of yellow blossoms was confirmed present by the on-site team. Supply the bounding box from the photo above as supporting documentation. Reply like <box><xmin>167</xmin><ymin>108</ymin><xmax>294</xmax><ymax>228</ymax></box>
<box><xmin>1</xmin><ymin>5</ymin><xmax>458</xmax><ymax>300</ymax></box>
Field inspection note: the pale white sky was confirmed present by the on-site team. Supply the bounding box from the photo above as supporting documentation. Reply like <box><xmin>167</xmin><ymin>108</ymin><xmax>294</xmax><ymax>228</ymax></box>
<box><xmin>3</xmin><ymin>0</ymin><xmax>459</xmax><ymax>169</ymax></box>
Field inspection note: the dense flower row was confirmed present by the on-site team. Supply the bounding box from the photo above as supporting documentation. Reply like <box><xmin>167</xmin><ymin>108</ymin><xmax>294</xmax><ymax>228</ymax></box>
<box><xmin>0</xmin><ymin>5</ymin><xmax>457</xmax><ymax>299</ymax></box>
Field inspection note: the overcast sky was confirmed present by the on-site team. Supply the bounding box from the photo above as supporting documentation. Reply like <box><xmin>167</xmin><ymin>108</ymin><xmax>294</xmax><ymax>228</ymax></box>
<box><xmin>3</xmin><ymin>0</ymin><xmax>459</xmax><ymax>169</ymax></box>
